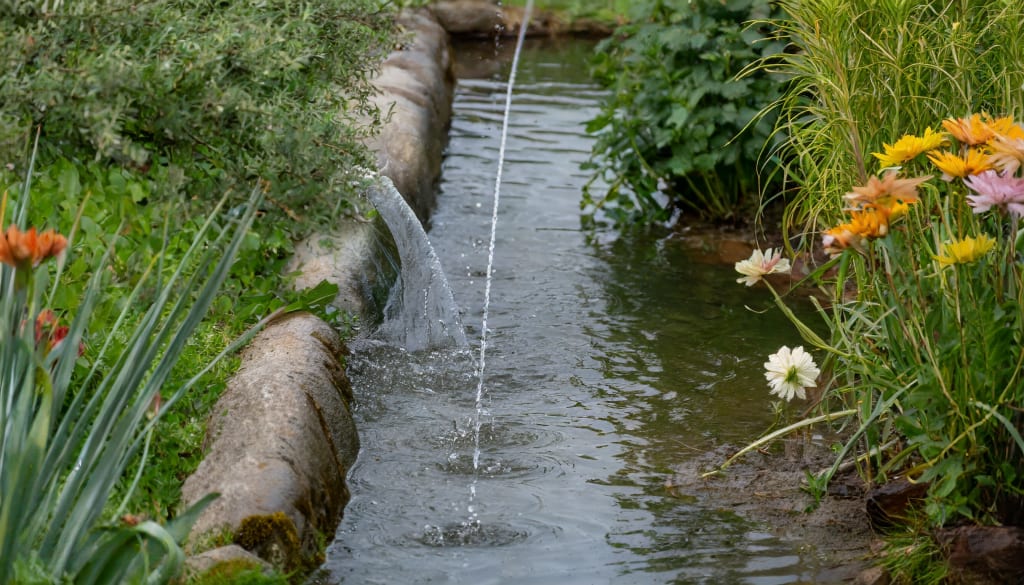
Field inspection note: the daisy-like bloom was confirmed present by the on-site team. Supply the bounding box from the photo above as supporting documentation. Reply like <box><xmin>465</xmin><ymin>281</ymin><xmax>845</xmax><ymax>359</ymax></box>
<box><xmin>844</xmin><ymin>170</ymin><xmax>932</xmax><ymax>208</ymax></box>
<box><xmin>987</xmin><ymin>116</ymin><xmax>1024</xmax><ymax>140</ymax></box>
<box><xmin>0</xmin><ymin>225</ymin><xmax>67</xmax><ymax>270</ymax></box>
<box><xmin>934</xmin><ymin>234</ymin><xmax>996</xmax><ymax>266</ymax></box>
<box><xmin>988</xmin><ymin>134</ymin><xmax>1024</xmax><ymax>175</ymax></box>
<box><xmin>871</xmin><ymin>128</ymin><xmax>948</xmax><ymax>168</ymax></box>
<box><xmin>735</xmin><ymin>247</ymin><xmax>792</xmax><ymax>287</ymax></box>
<box><xmin>942</xmin><ymin>113</ymin><xmax>998</xmax><ymax>146</ymax></box>
<box><xmin>822</xmin><ymin>226</ymin><xmax>863</xmax><ymax>257</ymax></box>
<box><xmin>963</xmin><ymin>170</ymin><xmax>1024</xmax><ymax>217</ymax></box>
<box><xmin>927</xmin><ymin>148</ymin><xmax>993</xmax><ymax>181</ymax></box>
<box><xmin>764</xmin><ymin>345</ymin><xmax>820</xmax><ymax>402</ymax></box>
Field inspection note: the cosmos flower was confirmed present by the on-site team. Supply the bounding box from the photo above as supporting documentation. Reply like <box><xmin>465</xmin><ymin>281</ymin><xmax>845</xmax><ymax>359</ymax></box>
<box><xmin>764</xmin><ymin>345</ymin><xmax>820</xmax><ymax>402</ymax></box>
<box><xmin>927</xmin><ymin>149</ymin><xmax>993</xmax><ymax>181</ymax></box>
<box><xmin>963</xmin><ymin>170</ymin><xmax>1024</xmax><ymax>218</ymax></box>
<box><xmin>735</xmin><ymin>248</ymin><xmax>792</xmax><ymax>287</ymax></box>
<box><xmin>871</xmin><ymin>128</ymin><xmax>948</xmax><ymax>168</ymax></box>
<box><xmin>844</xmin><ymin>170</ymin><xmax>932</xmax><ymax>208</ymax></box>
<box><xmin>0</xmin><ymin>225</ymin><xmax>68</xmax><ymax>271</ymax></box>
<box><xmin>934</xmin><ymin>234</ymin><xmax>996</xmax><ymax>266</ymax></box>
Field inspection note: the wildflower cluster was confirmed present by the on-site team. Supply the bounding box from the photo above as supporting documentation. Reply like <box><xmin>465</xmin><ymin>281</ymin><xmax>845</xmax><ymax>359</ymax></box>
<box><xmin>730</xmin><ymin>114</ymin><xmax>1024</xmax><ymax>528</ymax></box>
<box><xmin>819</xmin><ymin>113</ymin><xmax>1024</xmax><ymax>524</ymax></box>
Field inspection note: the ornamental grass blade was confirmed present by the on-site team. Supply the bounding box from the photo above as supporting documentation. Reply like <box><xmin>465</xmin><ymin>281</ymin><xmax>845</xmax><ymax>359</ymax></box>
<box><xmin>0</xmin><ymin>179</ymin><xmax>261</xmax><ymax>583</ymax></box>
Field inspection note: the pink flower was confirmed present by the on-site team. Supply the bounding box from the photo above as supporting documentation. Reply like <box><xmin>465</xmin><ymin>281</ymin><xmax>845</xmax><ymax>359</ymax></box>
<box><xmin>963</xmin><ymin>170</ymin><xmax>1024</xmax><ymax>218</ymax></box>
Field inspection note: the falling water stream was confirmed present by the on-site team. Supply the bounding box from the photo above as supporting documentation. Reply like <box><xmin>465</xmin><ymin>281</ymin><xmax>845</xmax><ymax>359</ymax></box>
<box><xmin>317</xmin><ymin>39</ymin><xmax>842</xmax><ymax>584</ymax></box>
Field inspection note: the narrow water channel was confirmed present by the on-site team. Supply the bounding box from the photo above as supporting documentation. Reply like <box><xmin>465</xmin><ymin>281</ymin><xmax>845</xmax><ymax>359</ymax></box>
<box><xmin>319</xmin><ymin>39</ymin><xmax>833</xmax><ymax>584</ymax></box>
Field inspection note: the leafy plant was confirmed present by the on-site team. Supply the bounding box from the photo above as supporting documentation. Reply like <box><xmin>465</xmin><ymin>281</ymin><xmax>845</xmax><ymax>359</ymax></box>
<box><xmin>582</xmin><ymin>0</ymin><xmax>787</xmax><ymax>226</ymax></box>
<box><xmin>0</xmin><ymin>0</ymin><xmax>394</xmax><ymax>226</ymax></box>
<box><xmin>0</xmin><ymin>151</ymin><xmax>262</xmax><ymax>582</ymax></box>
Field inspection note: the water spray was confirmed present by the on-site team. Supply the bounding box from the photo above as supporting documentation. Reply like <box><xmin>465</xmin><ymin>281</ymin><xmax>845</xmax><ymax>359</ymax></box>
<box><xmin>471</xmin><ymin>0</ymin><xmax>534</xmax><ymax>475</ymax></box>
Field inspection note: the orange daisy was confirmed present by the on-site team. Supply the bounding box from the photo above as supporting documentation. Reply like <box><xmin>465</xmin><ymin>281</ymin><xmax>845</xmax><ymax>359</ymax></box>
<box><xmin>844</xmin><ymin>170</ymin><xmax>932</xmax><ymax>208</ymax></box>
<box><xmin>0</xmin><ymin>225</ymin><xmax>68</xmax><ymax>270</ymax></box>
<box><xmin>943</xmin><ymin>114</ymin><xmax>998</xmax><ymax>146</ymax></box>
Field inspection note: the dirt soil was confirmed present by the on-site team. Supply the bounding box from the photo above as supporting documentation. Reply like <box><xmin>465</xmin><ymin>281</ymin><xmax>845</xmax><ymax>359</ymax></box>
<box><xmin>666</xmin><ymin>439</ymin><xmax>879</xmax><ymax>584</ymax></box>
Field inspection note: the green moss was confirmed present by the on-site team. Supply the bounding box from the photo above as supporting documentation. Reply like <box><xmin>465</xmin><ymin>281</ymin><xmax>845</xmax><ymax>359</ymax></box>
<box><xmin>234</xmin><ymin>513</ymin><xmax>302</xmax><ymax>573</ymax></box>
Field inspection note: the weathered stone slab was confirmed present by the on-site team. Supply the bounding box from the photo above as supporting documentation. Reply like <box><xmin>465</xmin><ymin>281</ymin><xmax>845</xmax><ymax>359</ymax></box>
<box><xmin>286</xmin><ymin>219</ymin><xmax>380</xmax><ymax>317</ymax></box>
<box><xmin>937</xmin><ymin>525</ymin><xmax>1024</xmax><ymax>583</ymax></box>
<box><xmin>363</xmin><ymin>8</ymin><xmax>455</xmax><ymax>222</ymax></box>
<box><xmin>181</xmin><ymin>313</ymin><xmax>357</xmax><ymax>566</ymax></box>
<box><xmin>430</xmin><ymin>0</ymin><xmax>503</xmax><ymax>35</ymax></box>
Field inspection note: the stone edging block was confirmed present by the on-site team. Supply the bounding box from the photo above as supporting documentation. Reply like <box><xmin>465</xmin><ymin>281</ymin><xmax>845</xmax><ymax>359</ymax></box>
<box><xmin>181</xmin><ymin>313</ymin><xmax>357</xmax><ymax>568</ymax></box>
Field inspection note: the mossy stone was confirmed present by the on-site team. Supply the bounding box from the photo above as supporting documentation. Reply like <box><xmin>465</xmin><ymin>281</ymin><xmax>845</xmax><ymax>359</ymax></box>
<box><xmin>234</xmin><ymin>512</ymin><xmax>302</xmax><ymax>572</ymax></box>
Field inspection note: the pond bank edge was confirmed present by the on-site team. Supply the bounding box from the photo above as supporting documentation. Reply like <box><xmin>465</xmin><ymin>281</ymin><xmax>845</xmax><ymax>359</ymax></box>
<box><xmin>179</xmin><ymin>1</ymin><xmax>609</xmax><ymax>576</ymax></box>
<box><xmin>181</xmin><ymin>6</ymin><xmax>458</xmax><ymax>577</ymax></box>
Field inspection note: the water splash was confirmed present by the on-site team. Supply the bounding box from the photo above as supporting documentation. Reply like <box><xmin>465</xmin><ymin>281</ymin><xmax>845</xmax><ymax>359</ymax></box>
<box><xmin>364</xmin><ymin>175</ymin><xmax>467</xmax><ymax>352</ymax></box>
<box><xmin>472</xmin><ymin>0</ymin><xmax>534</xmax><ymax>473</ymax></box>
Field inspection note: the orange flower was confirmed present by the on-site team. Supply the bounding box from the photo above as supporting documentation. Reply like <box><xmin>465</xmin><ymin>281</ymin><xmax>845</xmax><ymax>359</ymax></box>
<box><xmin>34</xmin><ymin>309</ymin><xmax>82</xmax><ymax>356</ymax></box>
<box><xmin>844</xmin><ymin>170</ymin><xmax>932</xmax><ymax>208</ymax></box>
<box><xmin>987</xmin><ymin>116</ymin><xmax>1024</xmax><ymax>141</ymax></box>
<box><xmin>822</xmin><ymin>226</ymin><xmax>863</xmax><ymax>257</ymax></box>
<box><xmin>0</xmin><ymin>225</ymin><xmax>68</xmax><ymax>270</ymax></box>
<box><xmin>943</xmin><ymin>114</ymin><xmax>998</xmax><ymax>146</ymax></box>
<box><xmin>927</xmin><ymin>148</ymin><xmax>993</xmax><ymax>181</ymax></box>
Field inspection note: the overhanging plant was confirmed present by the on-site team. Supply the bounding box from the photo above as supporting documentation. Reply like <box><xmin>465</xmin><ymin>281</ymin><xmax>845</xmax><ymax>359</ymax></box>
<box><xmin>582</xmin><ymin>0</ymin><xmax>787</xmax><ymax>226</ymax></box>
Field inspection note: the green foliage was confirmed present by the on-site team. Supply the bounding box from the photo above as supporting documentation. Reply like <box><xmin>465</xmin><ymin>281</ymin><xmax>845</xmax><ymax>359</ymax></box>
<box><xmin>0</xmin><ymin>149</ymin><xmax>261</xmax><ymax>582</ymax></box>
<box><xmin>767</xmin><ymin>0</ymin><xmax>1024</xmax><ymax>243</ymax></box>
<box><xmin>0</xmin><ymin>0</ymin><xmax>394</xmax><ymax>222</ymax></box>
<box><xmin>3</xmin><ymin>159</ymin><xmax>348</xmax><ymax>522</ymax></box>
<box><xmin>582</xmin><ymin>0</ymin><xmax>786</xmax><ymax>226</ymax></box>
<box><xmin>879</xmin><ymin>527</ymin><xmax>948</xmax><ymax>585</ymax></box>
<box><xmin>189</xmin><ymin>561</ymin><xmax>290</xmax><ymax>585</ymax></box>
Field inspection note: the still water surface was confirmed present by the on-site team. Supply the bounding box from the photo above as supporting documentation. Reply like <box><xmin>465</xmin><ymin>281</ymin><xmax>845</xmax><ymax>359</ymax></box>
<box><xmin>320</xmin><ymin>39</ymin><xmax>829</xmax><ymax>585</ymax></box>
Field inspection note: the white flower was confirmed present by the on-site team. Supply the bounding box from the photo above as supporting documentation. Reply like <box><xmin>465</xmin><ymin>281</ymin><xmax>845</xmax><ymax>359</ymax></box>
<box><xmin>764</xmin><ymin>345</ymin><xmax>820</xmax><ymax>401</ymax></box>
<box><xmin>735</xmin><ymin>248</ymin><xmax>792</xmax><ymax>287</ymax></box>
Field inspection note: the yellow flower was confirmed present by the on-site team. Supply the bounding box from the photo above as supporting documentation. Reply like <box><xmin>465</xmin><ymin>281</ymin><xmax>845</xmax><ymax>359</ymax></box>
<box><xmin>987</xmin><ymin>116</ymin><xmax>1024</xmax><ymax>141</ymax></box>
<box><xmin>934</xmin><ymin>234</ymin><xmax>996</xmax><ymax>266</ymax></box>
<box><xmin>927</xmin><ymin>148</ymin><xmax>993</xmax><ymax>180</ymax></box>
<box><xmin>871</xmin><ymin>127</ymin><xmax>948</xmax><ymax>168</ymax></box>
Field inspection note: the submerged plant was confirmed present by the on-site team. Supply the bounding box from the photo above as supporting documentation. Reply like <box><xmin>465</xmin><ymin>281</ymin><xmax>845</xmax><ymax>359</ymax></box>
<box><xmin>0</xmin><ymin>157</ymin><xmax>262</xmax><ymax>581</ymax></box>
